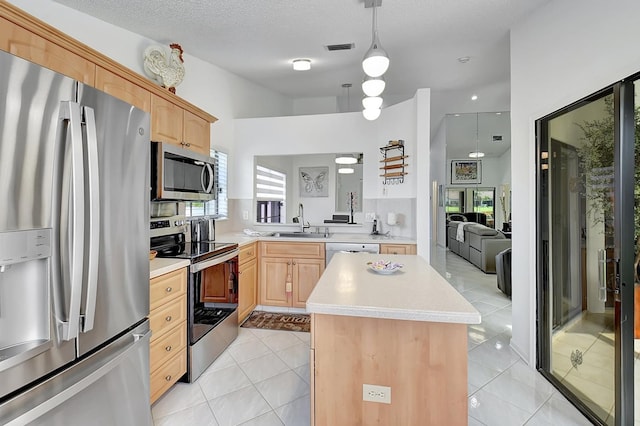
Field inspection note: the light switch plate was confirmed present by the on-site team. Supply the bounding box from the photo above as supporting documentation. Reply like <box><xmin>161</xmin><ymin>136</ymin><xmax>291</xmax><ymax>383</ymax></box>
<box><xmin>362</xmin><ymin>384</ymin><xmax>391</xmax><ymax>404</ymax></box>
<box><xmin>242</xmin><ymin>210</ymin><xmax>249</xmax><ymax>220</ymax></box>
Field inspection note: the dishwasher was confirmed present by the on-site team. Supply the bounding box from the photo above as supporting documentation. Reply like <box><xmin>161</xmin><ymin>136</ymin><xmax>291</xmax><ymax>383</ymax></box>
<box><xmin>325</xmin><ymin>242</ymin><xmax>380</xmax><ymax>266</ymax></box>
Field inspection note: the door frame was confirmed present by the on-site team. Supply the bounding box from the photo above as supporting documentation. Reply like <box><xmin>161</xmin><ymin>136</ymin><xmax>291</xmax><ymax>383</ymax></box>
<box><xmin>535</xmin><ymin>79</ymin><xmax>636</xmax><ymax>425</ymax></box>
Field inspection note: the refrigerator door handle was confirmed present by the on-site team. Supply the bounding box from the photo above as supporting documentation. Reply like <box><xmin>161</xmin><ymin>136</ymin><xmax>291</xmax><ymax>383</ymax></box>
<box><xmin>81</xmin><ymin>106</ymin><xmax>100</xmax><ymax>333</ymax></box>
<box><xmin>58</xmin><ymin>101</ymin><xmax>85</xmax><ymax>342</ymax></box>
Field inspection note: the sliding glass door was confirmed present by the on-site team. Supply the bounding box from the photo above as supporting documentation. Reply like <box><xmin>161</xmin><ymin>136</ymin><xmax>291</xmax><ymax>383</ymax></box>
<box><xmin>537</xmin><ymin>79</ymin><xmax>637</xmax><ymax>425</ymax></box>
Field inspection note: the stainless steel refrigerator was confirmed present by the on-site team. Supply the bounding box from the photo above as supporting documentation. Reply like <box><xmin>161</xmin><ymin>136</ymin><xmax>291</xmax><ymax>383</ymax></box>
<box><xmin>0</xmin><ymin>50</ymin><xmax>152</xmax><ymax>424</ymax></box>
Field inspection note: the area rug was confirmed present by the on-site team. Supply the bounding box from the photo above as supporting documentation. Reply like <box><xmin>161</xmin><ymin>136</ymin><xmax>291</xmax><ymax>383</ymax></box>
<box><xmin>241</xmin><ymin>311</ymin><xmax>310</xmax><ymax>332</ymax></box>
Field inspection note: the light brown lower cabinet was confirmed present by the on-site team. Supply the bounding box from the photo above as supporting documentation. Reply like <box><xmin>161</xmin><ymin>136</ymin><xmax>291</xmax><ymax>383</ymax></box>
<box><xmin>259</xmin><ymin>242</ymin><xmax>325</xmax><ymax>308</ymax></box>
<box><xmin>149</xmin><ymin>268</ymin><xmax>187</xmax><ymax>404</ymax></box>
<box><xmin>310</xmin><ymin>313</ymin><xmax>468</xmax><ymax>425</ymax></box>
<box><xmin>379</xmin><ymin>243</ymin><xmax>417</xmax><ymax>255</ymax></box>
<box><xmin>238</xmin><ymin>242</ymin><xmax>258</xmax><ymax>323</ymax></box>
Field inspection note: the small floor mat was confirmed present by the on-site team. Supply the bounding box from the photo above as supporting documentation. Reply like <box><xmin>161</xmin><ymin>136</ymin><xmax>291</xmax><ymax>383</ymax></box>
<box><xmin>241</xmin><ymin>311</ymin><xmax>310</xmax><ymax>332</ymax></box>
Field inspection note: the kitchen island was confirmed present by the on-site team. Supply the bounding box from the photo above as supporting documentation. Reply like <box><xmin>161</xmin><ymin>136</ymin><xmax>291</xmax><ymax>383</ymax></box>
<box><xmin>306</xmin><ymin>253</ymin><xmax>480</xmax><ymax>425</ymax></box>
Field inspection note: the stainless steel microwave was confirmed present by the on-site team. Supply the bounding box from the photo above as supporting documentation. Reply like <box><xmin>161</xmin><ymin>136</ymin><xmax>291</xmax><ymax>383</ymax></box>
<box><xmin>151</xmin><ymin>141</ymin><xmax>216</xmax><ymax>201</ymax></box>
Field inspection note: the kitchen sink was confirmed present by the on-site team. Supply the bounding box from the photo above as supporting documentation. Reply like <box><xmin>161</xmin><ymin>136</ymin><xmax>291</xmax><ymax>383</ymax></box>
<box><xmin>272</xmin><ymin>232</ymin><xmax>331</xmax><ymax>238</ymax></box>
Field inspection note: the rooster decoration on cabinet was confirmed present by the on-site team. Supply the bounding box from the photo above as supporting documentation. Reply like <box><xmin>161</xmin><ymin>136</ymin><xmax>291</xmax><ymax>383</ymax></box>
<box><xmin>143</xmin><ymin>43</ymin><xmax>185</xmax><ymax>93</ymax></box>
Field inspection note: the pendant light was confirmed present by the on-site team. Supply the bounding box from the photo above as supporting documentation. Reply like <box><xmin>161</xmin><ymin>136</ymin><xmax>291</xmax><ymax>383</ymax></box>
<box><xmin>362</xmin><ymin>75</ymin><xmax>385</xmax><ymax>97</ymax></box>
<box><xmin>362</xmin><ymin>3</ymin><xmax>389</xmax><ymax>78</ymax></box>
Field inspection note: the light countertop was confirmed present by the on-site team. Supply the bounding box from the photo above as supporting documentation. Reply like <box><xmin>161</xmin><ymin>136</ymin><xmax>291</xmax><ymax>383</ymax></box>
<box><xmin>150</xmin><ymin>258</ymin><xmax>190</xmax><ymax>279</ymax></box>
<box><xmin>215</xmin><ymin>232</ymin><xmax>416</xmax><ymax>246</ymax></box>
<box><xmin>306</xmin><ymin>253</ymin><xmax>481</xmax><ymax>324</ymax></box>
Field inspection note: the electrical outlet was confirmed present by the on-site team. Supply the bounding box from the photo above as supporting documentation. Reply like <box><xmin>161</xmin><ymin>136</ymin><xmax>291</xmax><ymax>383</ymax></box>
<box><xmin>365</xmin><ymin>212</ymin><xmax>376</xmax><ymax>222</ymax></box>
<box><xmin>242</xmin><ymin>210</ymin><xmax>249</xmax><ymax>220</ymax></box>
<box><xmin>362</xmin><ymin>384</ymin><xmax>391</xmax><ymax>404</ymax></box>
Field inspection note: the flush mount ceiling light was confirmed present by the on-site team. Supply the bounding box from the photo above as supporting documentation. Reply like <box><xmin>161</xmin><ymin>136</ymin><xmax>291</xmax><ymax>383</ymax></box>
<box><xmin>362</xmin><ymin>96</ymin><xmax>383</xmax><ymax>110</ymax></box>
<box><xmin>468</xmin><ymin>151</ymin><xmax>485</xmax><ymax>158</ymax></box>
<box><xmin>335</xmin><ymin>155</ymin><xmax>357</xmax><ymax>165</ymax></box>
<box><xmin>471</xmin><ymin>94</ymin><xmax>478</xmax><ymax>101</ymax></box>
<box><xmin>362</xmin><ymin>108</ymin><xmax>381</xmax><ymax>121</ymax></box>
<box><xmin>362</xmin><ymin>75</ymin><xmax>385</xmax><ymax>97</ymax></box>
<box><xmin>362</xmin><ymin>2</ymin><xmax>389</xmax><ymax>78</ymax></box>
<box><xmin>338</xmin><ymin>167</ymin><xmax>355</xmax><ymax>174</ymax></box>
<box><xmin>292</xmin><ymin>59</ymin><xmax>311</xmax><ymax>71</ymax></box>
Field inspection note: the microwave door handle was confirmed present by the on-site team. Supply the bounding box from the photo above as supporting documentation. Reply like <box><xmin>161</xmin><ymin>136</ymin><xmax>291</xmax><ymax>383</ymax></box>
<box><xmin>81</xmin><ymin>106</ymin><xmax>100</xmax><ymax>332</ymax></box>
<box><xmin>203</xmin><ymin>163</ymin><xmax>214</xmax><ymax>194</ymax></box>
<box><xmin>58</xmin><ymin>101</ymin><xmax>85</xmax><ymax>341</ymax></box>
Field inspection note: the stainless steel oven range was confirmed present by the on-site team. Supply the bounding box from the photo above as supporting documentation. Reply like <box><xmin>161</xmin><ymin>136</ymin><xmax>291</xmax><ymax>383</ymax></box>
<box><xmin>151</xmin><ymin>226</ymin><xmax>239</xmax><ymax>383</ymax></box>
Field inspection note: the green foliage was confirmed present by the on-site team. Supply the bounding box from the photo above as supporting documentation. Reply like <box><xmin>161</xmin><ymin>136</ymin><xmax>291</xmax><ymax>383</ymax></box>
<box><xmin>576</xmin><ymin>95</ymin><xmax>640</xmax><ymax>279</ymax></box>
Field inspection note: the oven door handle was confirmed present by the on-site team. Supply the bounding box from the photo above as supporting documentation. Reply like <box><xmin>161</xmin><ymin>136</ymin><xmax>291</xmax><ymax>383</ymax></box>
<box><xmin>190</xmin><ymin>249</ymin><xmax>239</xmax><ymax>273</ymax></box>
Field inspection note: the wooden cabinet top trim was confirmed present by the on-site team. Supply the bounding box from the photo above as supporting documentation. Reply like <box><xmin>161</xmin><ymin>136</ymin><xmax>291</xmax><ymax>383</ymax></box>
<box><xmin>1</xmin><ymin>2</ymin><xmax>217</xmax><ymax>123</ymax></box>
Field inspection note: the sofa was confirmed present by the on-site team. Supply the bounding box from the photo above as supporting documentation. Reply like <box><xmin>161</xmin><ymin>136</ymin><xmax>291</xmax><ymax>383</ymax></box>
<box><xmin>447</xmin><ymin>220</ymin><xmax>511</xmax><ymax>273</ymax></box>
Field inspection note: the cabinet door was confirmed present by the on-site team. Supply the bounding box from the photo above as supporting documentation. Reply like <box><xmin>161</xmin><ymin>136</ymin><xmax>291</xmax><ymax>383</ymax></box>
<box><xmin>183</xmin><ymin>109</ymin><xmax>211</xmax><ymax>156</ymax></box>
<box><xmin>293</xmin><ymin>258</ymin><xmax>324</xmax><ymax>308</ymax></box>
<box><xmin>95</xmin><ymin>66</ymin><xmax>151</xmax><ymax>112</ymax></box>
<box><xmin>0</xmin><ymin>16</ymin><xmax>95</xmax><ymax>85</ymax></box>
<box><xmin>260</xmin><ymin>257</ymin><xmax>291</xmax><ymax>307</ymax></box>
<box><xmin>201</xmin><ymin>262</ymin><xmax>230</xmax><ymax>303</ymax></box>
<box><xmin>238</xmin><ymin>258</ymin><xmax>258</xmax><ymax>323</ymax></box>
<box><xmin>151</xmin><ymin>94</ymin><xmax>183</xmax><ymax>145</ymax></box>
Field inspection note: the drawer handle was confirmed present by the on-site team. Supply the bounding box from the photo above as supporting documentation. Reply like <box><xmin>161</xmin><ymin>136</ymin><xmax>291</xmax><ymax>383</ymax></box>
<box><xmin>165</xmin><ymin>315</ymin><xmax>172</xmax><ymax>322</ymax></box>
<box><xmin>166</xmin><ymin>287</ymin><xmax>172</xmax><ymax>293</ymax></box>
<box><xmin>165</xmin><ymin>375</ymin><xmax>172</xmax><ymax>381</ymax></box>
<box><xmin>165</xmin><ymin>345</ymin><xmax>172</xmax><ymax>352</ymax></box>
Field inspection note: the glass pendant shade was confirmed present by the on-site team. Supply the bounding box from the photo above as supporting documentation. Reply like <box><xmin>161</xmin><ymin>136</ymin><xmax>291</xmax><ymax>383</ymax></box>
<box><xmin>362</xmin><ymin>96</ymin><xmax>383</xmax><ymax>110</ymax></box>
<box><xmin>362</xmin><ymin>34</ymin><xmax>389</xmax><ymax>77</ymax></box>
<box><xmin>362</xmin><ymin>75</ymin><xmax>385</xmax><ymax>97</ymax></box>
<box><xmin>362</xmin><ymin>108</ymin><xmax>381</xmax><ymax>121</ymax></box>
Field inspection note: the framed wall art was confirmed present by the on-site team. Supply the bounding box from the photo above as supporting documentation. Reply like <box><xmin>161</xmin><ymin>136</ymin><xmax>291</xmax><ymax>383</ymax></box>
<box><xmin>451</xmin><ymin>160</ymin><xmax>482</xmax><ymax>184</ymax></box>
<box><xmin>299</xmin><ymin>166</ymin><xmax>329</xmax><ymax>197</ymax></box>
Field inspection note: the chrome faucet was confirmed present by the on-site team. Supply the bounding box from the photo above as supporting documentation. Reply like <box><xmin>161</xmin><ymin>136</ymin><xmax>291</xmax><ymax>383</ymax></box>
<box><xmin>298</xmin><ymin>203</ymin><xmax>309</xmax><ymax>232</ymax></box>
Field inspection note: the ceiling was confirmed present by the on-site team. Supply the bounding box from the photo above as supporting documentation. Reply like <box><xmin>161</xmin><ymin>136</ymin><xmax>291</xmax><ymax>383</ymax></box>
<box><xmin>446</xmin><ymin>112</ymin><xmax>511</xmax><ymax>159</ymax></box>
<box><xmin>52</xmin><ymin>0</ymin><xmax>550</xmax><ymax>103</ymax></box>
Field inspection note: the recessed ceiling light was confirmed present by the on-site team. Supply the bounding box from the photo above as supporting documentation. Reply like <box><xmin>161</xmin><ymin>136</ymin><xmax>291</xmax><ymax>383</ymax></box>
<box><xmin>496</xmin><ymin>112</ymin><xmax>502</xmax><ymax>115</ymax></box>
<box><xmin>468</xmin><ymin>151</ymin><xmax>485</xmax><ymax>158</ymax></box>
<box><xmin>454</xmin><ymin>114</ymin><xmax>460</xmax><ymax>117</ymax></box>
<box><xmin>292</xmin><ymin>59</ymin><xmax>311</xmax><ymax>71</ymax></box>
<box><xmin>458</xmin><ymin>56</ymin><xmax>470</xmax><ymax>63</ymax></box>
<box><xmin>471</xmin><ymin>94</ymin><xmax>478</xmax><ymax>101</ymax></box>
<box><xmin>338</xmin><ymin>167</ymin><xmax>355</xmax><ymax>174</ymax></box>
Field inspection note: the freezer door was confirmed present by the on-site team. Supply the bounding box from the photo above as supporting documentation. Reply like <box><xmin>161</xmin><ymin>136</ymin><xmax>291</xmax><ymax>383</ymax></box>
<box><xmin>75</xmin><ymin>85</ymin><xmax>151</xmax><ymax>356</ymax></box>
<box><xmin>0</xmin><ymin>50</ymin><xmax>78</xmax><ymax>400</ymax></box>
<box><xmin>0</xmin><ymin>321</ymin><xmax>152</xmax><ymax>426</ymax></box>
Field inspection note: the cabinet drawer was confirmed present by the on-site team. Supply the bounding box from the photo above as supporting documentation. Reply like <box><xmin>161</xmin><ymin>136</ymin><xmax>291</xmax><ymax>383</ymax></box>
<box><xmin>260</xmin><ymin>241</ymin><xmax>324</xmax><ymax>259</ymax></box>
<box><xmin>149</xmin><ymin>295</ymin><xmax>186</xmax><ymax>342</ymax></box>
<box><xmin>150</xmin><ymin>268</ymin><xmax>187</xmax><ymax>310</ymax></box>
<box><xmin>239</xmin><ymin>242</ymin><xmax>257</xmax><ymax>265</ymax></box>
<box><xmin>379</xmin><ymin>244</ymin><xmax>417</xmax><ymax>255</ymax></box>
<box><xmin>150</xmin><ymin>320</ymin><xmax>186</xmax><ymax>372</ymax></box>
<box><xmin>150</xmin><ymin>350</ymin><xmax>186</xmax><ymax>404</ymax></box>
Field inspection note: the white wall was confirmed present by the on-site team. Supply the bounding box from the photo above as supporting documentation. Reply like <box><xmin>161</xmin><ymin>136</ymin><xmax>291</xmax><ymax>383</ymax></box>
<box><xmin>7</xmin><ymin>0</ymin><xmax>293</xmax><ymax>161</ymax></box>
<box><xmin>233</xmin><ymin>90</ymin><xmax>432</xmax><ymax>251</ymax></box>
<box><xmin>510</xmin><ymin>0</ymin><xmax>640</xmax><ymax>364</ymax></box>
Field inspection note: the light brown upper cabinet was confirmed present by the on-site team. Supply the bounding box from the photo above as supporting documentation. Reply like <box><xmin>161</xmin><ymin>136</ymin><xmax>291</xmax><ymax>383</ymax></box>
<box><xmin>95</xmin><ymin>66</ymin><xmax>151</xmax><ymax>112</ymax></box>
<box><xmin>151</xmin><ymin>94</ymin><xmax>211</xmax><ymax>156</ymax></box>
<box><xmin>0</xmin><ymin>16</ymin><xmax>95</xmax><ymax>85</ymax></box>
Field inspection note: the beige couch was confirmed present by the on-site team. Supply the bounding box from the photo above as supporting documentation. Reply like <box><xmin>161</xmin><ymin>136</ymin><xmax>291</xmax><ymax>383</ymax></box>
<box><xmin>447</xmin><ymin>221</ymin><xmax>511</xmax><ymax>273</ymax></box>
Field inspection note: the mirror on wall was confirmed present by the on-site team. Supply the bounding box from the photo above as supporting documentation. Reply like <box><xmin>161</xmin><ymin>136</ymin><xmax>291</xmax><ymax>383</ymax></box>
<box><xmin>254</xmin><ymin>153</ymin><xmax>363</xmax><ymax>225</ymax></box>
<box><xmin>445</xmin><ymin>112</ymin><xmax>511</xmax><ymax>230</ymax></box>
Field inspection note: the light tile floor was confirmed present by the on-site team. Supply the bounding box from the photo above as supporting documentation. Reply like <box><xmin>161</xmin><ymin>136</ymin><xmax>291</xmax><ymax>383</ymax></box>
<box><xmin>152</xmin><ymin>248</ymin><xmax>591</xmax><ymax>425</ymax></box>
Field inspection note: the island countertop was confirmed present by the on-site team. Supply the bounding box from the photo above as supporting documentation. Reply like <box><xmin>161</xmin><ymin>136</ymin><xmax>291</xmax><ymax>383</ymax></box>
<box><xmin>306</xmin><ymin>252</ymin><xmax>481</xmax><ymax>324</ymax></box>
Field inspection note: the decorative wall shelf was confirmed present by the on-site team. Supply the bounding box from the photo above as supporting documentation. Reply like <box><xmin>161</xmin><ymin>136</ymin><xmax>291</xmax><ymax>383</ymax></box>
<box><xmin>380</xmin><ymin>141</ymin><xmax>408</xmax><ymax>184</ymax></box>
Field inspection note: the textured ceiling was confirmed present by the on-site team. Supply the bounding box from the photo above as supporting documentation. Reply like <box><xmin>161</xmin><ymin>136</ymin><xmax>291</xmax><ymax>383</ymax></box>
<box><xmin>53</xmin><ymin>0</ymin><xmax>550</xmax><ymax>102</ymax></box>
